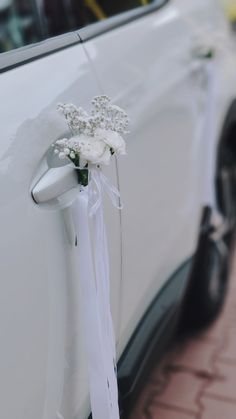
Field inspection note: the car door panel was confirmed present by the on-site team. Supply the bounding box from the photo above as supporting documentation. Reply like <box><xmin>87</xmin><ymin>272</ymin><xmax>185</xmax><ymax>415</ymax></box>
<box><xmin>79</xmin><ymin>2</ymin><xmax>207</xmax><ymax>354</ymax></box>
<box><xmin>0</xmin><ymin>43</ymin><xmax>121</xmax><ymax>419</ymax></box>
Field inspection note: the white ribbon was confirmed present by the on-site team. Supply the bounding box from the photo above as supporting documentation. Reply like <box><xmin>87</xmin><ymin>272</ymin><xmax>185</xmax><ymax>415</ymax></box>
<box><xmin>72</xmin><ymin>168</ymin><xmax>121</xmax><ymax>419</ymax></box>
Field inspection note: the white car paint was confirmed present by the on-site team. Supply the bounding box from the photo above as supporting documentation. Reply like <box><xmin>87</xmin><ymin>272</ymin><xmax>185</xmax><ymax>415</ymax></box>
<box><xmin>81</xmin><ymin>0</ymin><xmax>236</xmax><ymax>355</ymax></box>
<box><xmin>0</xmin><ymin>0</ymin><xmax>235</xmax><ymax>418</ymax></box>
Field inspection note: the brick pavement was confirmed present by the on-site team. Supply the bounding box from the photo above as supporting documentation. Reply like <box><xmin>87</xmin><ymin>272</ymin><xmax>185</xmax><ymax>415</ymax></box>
<box><xmin>129</xmin><ymin>256</ymin><xmax>236</xmax><ymax>419</ymax></box>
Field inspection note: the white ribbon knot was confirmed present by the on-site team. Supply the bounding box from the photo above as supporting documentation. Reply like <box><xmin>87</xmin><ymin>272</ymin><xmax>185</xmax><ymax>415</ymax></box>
<box><xmin>88</xmin><ymin>168</ymin><xmax>122</xmax><ymax>216</ymax></box>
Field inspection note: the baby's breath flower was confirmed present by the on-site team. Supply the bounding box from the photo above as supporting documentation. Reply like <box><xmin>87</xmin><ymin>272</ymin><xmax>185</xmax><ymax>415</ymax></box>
<box><xmin>64</xmin><ymin>148</ymin><xmax>70</xmax><ymax>156</ymax></box>
<box><xmin>56</xmin><ymin>138</ymin><xmax>67</xmax><ymax>146</ymax></box>
<box><xmin>54</xmin><ymin>96</ymin><xmax>129</xmax><ymax>172</ymax></box>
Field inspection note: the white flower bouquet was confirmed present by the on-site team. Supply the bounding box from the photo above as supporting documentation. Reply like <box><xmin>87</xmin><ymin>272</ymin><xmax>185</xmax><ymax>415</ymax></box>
<box><xmin>52</xmin><ymin>96</ymin><xmax>130</xmax><ymax>419</ymax></box>
<box><xmin>53</xmin><ymin>95</ymin><xmax>129</xmax><ymax>186</ymax></box>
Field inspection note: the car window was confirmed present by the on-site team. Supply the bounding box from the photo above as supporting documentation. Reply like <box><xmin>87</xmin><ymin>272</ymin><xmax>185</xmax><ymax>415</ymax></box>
<box><xmin>0</xmin><ymin>0</ymin><xmax>154</xmax><ymax>54</ymax></box>
<box><xmin>0</xmin><ymin>0</ymin><xmax>43</xmax><ymax>53</ymax></box>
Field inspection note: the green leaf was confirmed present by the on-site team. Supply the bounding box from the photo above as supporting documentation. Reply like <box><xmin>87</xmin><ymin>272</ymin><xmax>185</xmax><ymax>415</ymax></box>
<box><xmin>77</xmin><ymin>169</ymin><xmax>89</xmax><ymax>187</ymax></box>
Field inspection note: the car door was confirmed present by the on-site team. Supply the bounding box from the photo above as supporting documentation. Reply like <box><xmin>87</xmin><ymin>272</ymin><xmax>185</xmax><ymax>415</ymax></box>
<box><xmin>78</xmin><ymin>0</ymin><xmax>216</xmax><ymax>354</ymax></box>
<box><xmin>0</xmin><ymin>17</ymin><xmax>121</xmax><ymax>419</ymax></box>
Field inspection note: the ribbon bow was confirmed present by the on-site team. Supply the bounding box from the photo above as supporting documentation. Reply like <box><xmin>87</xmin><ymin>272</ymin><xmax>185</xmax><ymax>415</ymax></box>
<box><xmin>88</xmin><ymin>167</ymin><xmax>122</xmax><ymax>216</ymax></box>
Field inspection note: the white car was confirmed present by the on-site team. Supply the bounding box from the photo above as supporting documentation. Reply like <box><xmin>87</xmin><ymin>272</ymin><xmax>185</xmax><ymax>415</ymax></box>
<box><xmin>1</xmin><ymin>0</ymin><xmax>236</xmax><ymax>418</ymax></box>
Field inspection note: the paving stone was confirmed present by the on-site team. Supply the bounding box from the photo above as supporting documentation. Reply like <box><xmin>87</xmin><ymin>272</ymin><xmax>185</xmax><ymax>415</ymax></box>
<box><xmin>128</xmin><ymin>407</ymin><xmax>146</xmax><ymax>419</ymax></box>
<box><xmin>199</xmin><ymin>316</ymin><xmax>228</xmax><ymax>343</ymax></box>
<box><xmin>153</xmin><ymin>371</ymin><xmax>203</xmax><ymax>414</ymax></box>
<box><xmin>129</xmin><ymin>251</ymin><xmax>236</xmax><ymax>419</ymax></box>
<box><xmin>147</xmin><ymin>404</ymin><xmax>195</xmax><ymax>418</ymax></box>
<box><xmin>148</xmin><ymin>358</ymin><xmax>170</xmax><ymax>384</ymax></box>
<box><xmin>219</xmin><ymin>328</ymin><xmax>236</xmax><ymax>363</ymax></box>
<box><xmin>128</xmin><ymin>382</ymin><xmax>161</xmax><ymax>419</ymax></box>
<box><xmin>201</xmin><ymin>396</ymin><xmax>236</xmax><ymax>419</ymax></box>
<box><xmin>205</xmin><ymin>362</ymin><xmax>236</xmax><ymax>402</ymax></box>
<box><xmin>220</xmin><ymin>302</ymin><xmax>236</xmax><ymax>323</ymax></box>
<box><xmin>170</xmin><ymin>339</ymin><xmax>216</xmax><ymax>374</ymax></box>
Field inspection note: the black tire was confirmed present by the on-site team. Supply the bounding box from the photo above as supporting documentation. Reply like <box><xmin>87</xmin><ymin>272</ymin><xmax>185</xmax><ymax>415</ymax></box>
<box><xmin>182</xmin><ymin>206</ymin><xmax>230</xmax><ymax>330</ymax></box>
<box><xmin>182</xmin><ymin>128</ymin><xmax>236</xmax><ymax>330</ymax></box>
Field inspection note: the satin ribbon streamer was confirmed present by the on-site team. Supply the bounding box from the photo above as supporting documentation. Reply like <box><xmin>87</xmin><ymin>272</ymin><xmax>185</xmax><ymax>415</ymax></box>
<box><xmin>72</xmin><ymin>168</ymin><xmax>121</xmax><ymax>419</ymax></box>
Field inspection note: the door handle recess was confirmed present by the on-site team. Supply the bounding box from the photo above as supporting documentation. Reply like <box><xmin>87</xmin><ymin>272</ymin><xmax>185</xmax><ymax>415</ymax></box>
<box><xmin>32</xmin><ymin>165</ymin><xmax>78</xmax><ymax>204</ymax></box>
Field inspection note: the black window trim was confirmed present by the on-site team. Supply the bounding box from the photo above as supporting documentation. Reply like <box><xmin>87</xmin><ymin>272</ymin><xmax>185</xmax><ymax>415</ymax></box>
<box><xmin>0</xmin><ymin>0</ymin><xmax>169</xmax><ymax>74</ymax></box>
<box><xmin>78</xmin><ymin>0</ymin><xmax>170</xmax><ymax>41</ymax></box>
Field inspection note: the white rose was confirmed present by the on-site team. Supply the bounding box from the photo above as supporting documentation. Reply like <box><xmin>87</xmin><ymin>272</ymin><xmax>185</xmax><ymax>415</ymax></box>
<box><xmin>95</xmin><ymin>128</ymin><xmax>126</xmax><ymax>155</ymax></box>
<box><xmin>59</xmin><ymin>152</ymin><xmax>66</xmax><ymax>159</ymax></box>
<box><xmin>72</xmin><ymin>134</ymin><xmax>111</xmax><ymax>166</ymax></box>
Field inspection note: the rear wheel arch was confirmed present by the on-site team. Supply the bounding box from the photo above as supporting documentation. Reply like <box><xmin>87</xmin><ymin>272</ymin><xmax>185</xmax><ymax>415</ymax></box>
<box><xmin>217</xmin><ymin>99</ymin><xmax>236</xmax><ymax>164</ymax></box>
<box><xmin>181</xmin><ymin>100</ymin><xmax>236</xmax><ymax>330</ymax></box>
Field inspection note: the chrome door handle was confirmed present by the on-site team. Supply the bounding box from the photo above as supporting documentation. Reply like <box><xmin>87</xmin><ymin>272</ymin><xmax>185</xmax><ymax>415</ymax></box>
<box><xmin>32</xmin><ymin>165</ymin><xmax>78</xmax><ymax>204</ymax></box>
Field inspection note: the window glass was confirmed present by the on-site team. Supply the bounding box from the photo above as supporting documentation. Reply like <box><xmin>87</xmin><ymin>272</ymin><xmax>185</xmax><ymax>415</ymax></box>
<box><xmin>0</xmin><ymin>0</ymin><xmax>43</xmax><ymax>53</ymax></box>
<box><xmin>0</xmin><ymin>0</ymin><xmax>153</xmax><ymax>54</ymax></box>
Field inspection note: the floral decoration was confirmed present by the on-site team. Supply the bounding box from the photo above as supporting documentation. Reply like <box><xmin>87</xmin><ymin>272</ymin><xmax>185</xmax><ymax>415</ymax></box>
<box><xmin>53</xmin><ymin>96</ymin><xmax>129</xmax><ymax>186</ymax></box>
